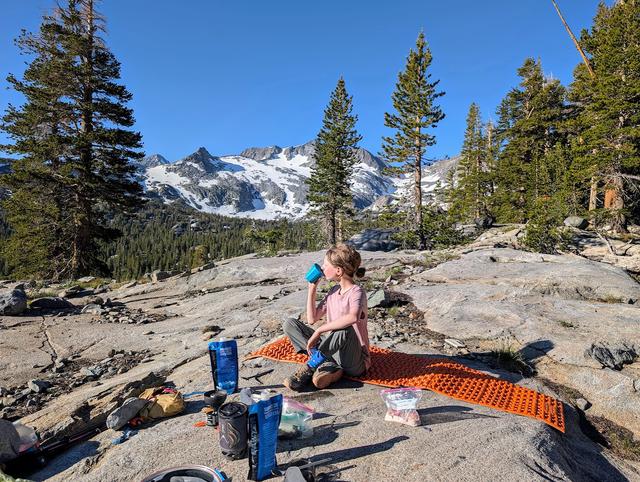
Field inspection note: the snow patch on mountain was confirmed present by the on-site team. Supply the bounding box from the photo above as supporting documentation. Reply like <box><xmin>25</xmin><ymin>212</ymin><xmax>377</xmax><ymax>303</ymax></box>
<box><xmin>139</xmin><ymin>142</ymin><xmax>457</xmax><ymax>220</ymax></box>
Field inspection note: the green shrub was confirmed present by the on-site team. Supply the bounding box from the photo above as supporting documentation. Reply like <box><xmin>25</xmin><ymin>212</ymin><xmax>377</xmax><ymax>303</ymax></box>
<box><xmin>523</xmin><ymin>198</ymin><xmax>571</xmax><ymax>254</ymax></box>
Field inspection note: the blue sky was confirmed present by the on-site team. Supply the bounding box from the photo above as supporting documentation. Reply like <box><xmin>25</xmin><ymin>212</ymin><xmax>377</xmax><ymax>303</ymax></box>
<box><xmin>1</xmin><ymin>1</ymin><xmax>613</xmax><ymax>162</ymax></box>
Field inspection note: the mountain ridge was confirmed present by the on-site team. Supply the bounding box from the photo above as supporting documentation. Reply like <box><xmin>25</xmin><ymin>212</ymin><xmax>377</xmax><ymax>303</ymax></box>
<box><xmin>140</xmin><ymin>141</ymin><xmax>458</xmax><ymax>220</ymax></box>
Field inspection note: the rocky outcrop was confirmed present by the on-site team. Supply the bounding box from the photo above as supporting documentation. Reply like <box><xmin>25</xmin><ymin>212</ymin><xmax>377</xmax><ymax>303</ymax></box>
<box><xmin>348</xmin><ymin>228</ymin><xmax>400</xmax><ymax>252</ymax></box>
<box><xmin>0</xmin><ymin>289</ymin><xmax>27</xmax><ymax>316</ymax></box>
<box><xmin>564</xmin><ymin>216</ymin><xmax>589</xmax><ymax>229</ymax></box>
<box><xmin>586</xmin><ymin>341</ymin><xmax>638</xmax><ymax>370</ymax></box>
<box><xmin>137</xmin><ymin>154</ymin><xmax>169</xmax><ymax>169</ymax></box>
<box><xmin>406</xmin><ymin>247</ymin><xmax>640</xmax><ymax>437</ymax></box>
<box><xmin>29</xmin><ymin>297</ymin><xmax>74</xmax><ymax>310</ymax></box>
<box><xmin>239</xmin><ymin>145</ymin><xmax>283</xmax><ymax>161</ymax></box>
<box><xmin>4</xmin><ymin>245</ymin><xmax>640</xmax><ymax>481</ymax></box>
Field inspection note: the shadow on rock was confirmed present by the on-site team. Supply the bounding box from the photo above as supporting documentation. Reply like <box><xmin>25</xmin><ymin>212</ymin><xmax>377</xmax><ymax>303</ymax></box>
<box><xmin>304</xmin><ymin>436</ymin><xmax>409</xmax><ymax>474</ymax></box>
<box><xmin>519</xmin><ymin>339</ymin><xmax>554</xmax><ymax>364</ymax></box>
<box><xmin>548</xmin><ymin>406</ymin><xmax>632</xmax><ymax>482</ymax></box>
<box><xmin>278</xmin><ymin>421</ymin><xmax>361</xmax><ymax>453</ymax></box>
<box><xmin>26</xmin><ymin>440</ymin><xmax>101</xmax><ymax>482</ymax></box>
<box><xmin>418</xmin><ymin>405</ymin><xmax>499</xmax><ymax>426</ymax></box>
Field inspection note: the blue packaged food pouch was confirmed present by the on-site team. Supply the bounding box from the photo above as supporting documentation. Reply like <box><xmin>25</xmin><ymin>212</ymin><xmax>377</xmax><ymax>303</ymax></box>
<box><xmin>247</xmin><ymin>394</ymin><xmax>283</xmax><ymax>481</ymax></box>
<box><xmin>208</xmin><ymin>338</ymin><xmax>238</xmax><ymax>395</ymax></box>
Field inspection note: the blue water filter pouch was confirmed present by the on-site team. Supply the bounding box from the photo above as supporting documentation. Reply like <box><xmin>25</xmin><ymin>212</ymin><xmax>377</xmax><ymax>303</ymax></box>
<box><xmin>208</xmin><ymin>339</ymin><xmax>239</xmax><ymax>395</ymax></box>
<box><xmin>247</xmin><ymin>394</ymin><xmax>283</xmax><ymax>481</ymax></box>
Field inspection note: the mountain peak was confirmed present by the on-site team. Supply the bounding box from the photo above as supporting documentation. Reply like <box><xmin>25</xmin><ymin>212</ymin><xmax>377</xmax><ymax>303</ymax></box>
<box><xmin>139</xmin><ymin>154</ymin><xmax>169</xmax><ymax>168</ymax></box>
<box><xmin>240</xmin><ymin>145</ymin><xmax>283</xmax><ymax>161</ymax></box>
<box><xmin>179</xmin><ymin>147</ymin><xmax>216</xmax><ymax>165</ymax></box>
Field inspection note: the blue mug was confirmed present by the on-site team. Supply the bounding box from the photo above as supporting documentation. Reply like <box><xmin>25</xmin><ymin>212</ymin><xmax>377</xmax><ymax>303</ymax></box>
<box><xmin>305</xmin><ymin>263</ymin><xmax>324</xmax><ymax>283</ymax></box>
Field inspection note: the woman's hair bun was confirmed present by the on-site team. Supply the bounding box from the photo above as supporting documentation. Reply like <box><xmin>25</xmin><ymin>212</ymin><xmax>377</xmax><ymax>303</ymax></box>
<box><xmin>355</xmin><ymin>267</ymin><xmax>366</xmax><ymax>278</ymax></box>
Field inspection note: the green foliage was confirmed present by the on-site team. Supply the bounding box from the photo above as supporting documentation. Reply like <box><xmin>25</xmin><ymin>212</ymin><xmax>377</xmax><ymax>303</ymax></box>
<box><xmin>489</xmin><ymin>342</ymin><xmax>531</xmax><ymax>376</ymax></box>
<box><xmin>447</xmin><ymin>103</ymin><xmax>493</xmax><ymax>223</ymax></box>
<box><xmin>244</xmin><ymin>226</ymin><xmax>284</xmax><ymax>256</ymax></box>
<box><xmin>376</xmin><ymin>204</ymin><xmax>467</xmax><ymax>250</ymax></box>
<box><xmin>0</xmin><ymin>0</ymin><xmax>144</xmax><ymax>280</ymax></box>
<box><xmin>492</xmin><ymin>58</ymin><xmax>568</xmax><ymax>223</ymax></box>
<box><xmin>381</xmin><ymin>31</ymin><xmax>445</xmax><ymax>249</ymax></box>
<box><xmin>95</xmin><ymin>203</ymin><xmax>321</xmax><ymax>281</ymax></box>
<box><xmin>570</xmin><ymin>1</ymin><xmax>640</xmax><ymax>233</ymax></box>
<box><xmin>189</xmin><ymin>245</ymin><xmax>209</xmax><ymax>269</ymax></box>
<box><xmin>307</xmin><ymin>77</ymin><xmax>362</xmax><ymax>246</ymax></box>
<box><xmin>522</xmin><ymin>197</ymin><xmax>571</xmax><ymax>254</ymax></box>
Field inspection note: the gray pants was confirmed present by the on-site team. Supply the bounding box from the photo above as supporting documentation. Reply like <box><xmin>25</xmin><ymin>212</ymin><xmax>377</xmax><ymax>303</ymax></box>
<box><xmin>283</xmin><ymin>318</ymin><xmax>367</xmax><ymax>377</ymax></box>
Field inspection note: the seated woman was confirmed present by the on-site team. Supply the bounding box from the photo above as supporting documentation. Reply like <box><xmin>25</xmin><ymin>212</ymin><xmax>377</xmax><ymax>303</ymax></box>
<box><xmin>283</xmin><ymin>243</ymin><xmax>370</xmax><ymax>391</ymax></box>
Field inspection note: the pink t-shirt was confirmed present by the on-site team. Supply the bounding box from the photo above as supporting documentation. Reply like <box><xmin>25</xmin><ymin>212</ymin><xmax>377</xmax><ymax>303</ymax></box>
<box><xmin>317</xmin><ymin>284</ymin><xmax>370</xmax><ymax>370</ymax></box>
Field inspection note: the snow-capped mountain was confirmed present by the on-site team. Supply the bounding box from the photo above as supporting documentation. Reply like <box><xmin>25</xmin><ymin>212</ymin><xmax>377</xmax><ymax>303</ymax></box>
<box><xmin>369</xmin><ymin>155</ymin><xmax>459</xmax><ymax>212</ymax></box>
<box><xmin>139</xmin><ymin>142</ymin><xmax>457</xmax><ymax>220</ymax></box>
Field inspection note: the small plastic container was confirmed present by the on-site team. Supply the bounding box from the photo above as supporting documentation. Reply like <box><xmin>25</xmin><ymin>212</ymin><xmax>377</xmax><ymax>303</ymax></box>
<box><xmin>380</xmin><ymin>388</ymin><xmax>422</xmax><ymax>427</ymax></box>
<box><xmin>305</xmin><ymin>263</ymin><xmax>324</xmax><ymax>283</ymax></box>
<box><xmin>278</xmin><ymin>397</ymin><xmax>314</xmax><ymax>439</ymax></box>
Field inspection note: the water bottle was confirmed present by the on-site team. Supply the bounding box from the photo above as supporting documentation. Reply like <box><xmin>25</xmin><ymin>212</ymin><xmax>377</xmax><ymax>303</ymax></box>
<box><xmin>208</xmin><ymin>337</ymin><xmax>239</xmax><ymax>395</ymax></box>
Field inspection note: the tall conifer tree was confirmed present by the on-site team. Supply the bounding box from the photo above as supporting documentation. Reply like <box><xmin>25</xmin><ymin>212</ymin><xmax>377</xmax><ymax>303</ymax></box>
<box><xmin>492</xmin><ymin>58</ymin><xmax>567</xmax><ymax>222</ymax></box>
<box><xmin>306</xmin><ymin>77</ymin><xmax>362</xmax><ymax>246</ymax></box>
<box><xmin>1</xmin><ymin>0</ymin><xmax>144</xmax><ymax>279</ymax></box>
<box><xmin>569</xmin><ymin>0</ymin><xmax>640</xmax><ymax>233</ymax></box>
<box><xmin>381</xmin><ymin>32</ymin><xmax>445</xmax><ymax>249</ymax></box>
<box><xmin>448</xmin><ymin>103</ymin><xmax>490</xmax><ymax>222</ymax></box>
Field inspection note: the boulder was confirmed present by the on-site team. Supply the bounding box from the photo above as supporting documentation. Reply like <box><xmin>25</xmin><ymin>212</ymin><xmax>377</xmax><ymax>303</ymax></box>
<box><xmin>0</xmin><ymin>419</ymin><xmax>20</xmax><ymax>463</ymax></box>
<box><xmin>86</xmin><ymin>296</ymin><xmax>104</xmax><ymax>306</ymax></box>
<box><xmin>367</xmin><ymin>289</ymin><xmax>389</xmax><ymax>308</ymax></box>
<box><xmin>28</xmin><ymin>379</ymin><xmax>51</xmax><ymax>393</ymax></box>
<box><xmin>30</xmin><ymin>297</ymin><xmax>74</xmax><ymax>310</ymax></box>
<box><xmin>0</xmin><ymin>289</ymin><xmax>27</xmax><ymax>316</ymax></box>
<box><xmin>81</xmin><ymin>303</ymin><xmax>103</xmax><ymax>315</ymax></box>
<box><xmin>152</xmin><ymin>270</ymin><xmax>174</xmax><ymax>282</ymax></box>
<box><xmin>585</xmin><ymin>341</ymin><xmax>638</xmax><ymax>370</ymax></box>
<box><xmin>564</xmin><ymin>216</ymin><xmax>589</xmax><ymax>229</ymax></box>
<box><xmin>58</xmin><ymin>286</ymin><xmax>83</xmax><ymax>298</ymax></box>
<box><xmin>474</xmin><ymin>215</ymin><xmax>495</xmax><ymax>230</ymax></box>
<box><xmin>348</xmin><ymin>229</ymin><xmax>400</xmax><ymax>252</ymax></box>
<box><xmin>77</xmin><ymin>276</ymin><xmax>96</xmax><ymax>283</ymax></box>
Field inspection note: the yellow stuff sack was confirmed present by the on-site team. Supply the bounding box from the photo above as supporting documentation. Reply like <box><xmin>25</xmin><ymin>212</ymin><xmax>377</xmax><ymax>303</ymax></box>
<box><xmin>138</xmin><ymin>387</ymin><xmax>185</xmax><ymax>420</ymax></box>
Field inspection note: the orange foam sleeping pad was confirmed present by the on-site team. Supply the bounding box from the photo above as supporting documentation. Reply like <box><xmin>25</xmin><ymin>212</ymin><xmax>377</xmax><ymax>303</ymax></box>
<box><xmin>247</xmin><ymin>337</ymin><xmax>565</xmax><ymax>433</ymax></box>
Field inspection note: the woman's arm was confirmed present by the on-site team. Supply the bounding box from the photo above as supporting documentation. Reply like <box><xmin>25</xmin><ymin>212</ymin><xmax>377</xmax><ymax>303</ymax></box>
<box><xmin>313</xmin><ymin>312</ymin><xmax>357</xmax><ymax>334</ymax></box>
<box><xmin>307</xmin><ymin>283</ymin><xmax>326</xmax><ymax>325</ymax></box>
<box><xmin>305</xmin><ymin>311</ymin><xmax>357</xmax><ymax>354</ymax></box>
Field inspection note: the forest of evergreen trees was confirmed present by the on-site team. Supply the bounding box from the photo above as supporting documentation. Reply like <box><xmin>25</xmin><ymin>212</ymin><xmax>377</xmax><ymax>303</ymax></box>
<box><xmin>446</xmin><ymin>2</ymin><xmax>640</xmax><ymax>244</ymax></box>
<box><xmin>0</xmin><ymin>200</ymin><xmax>323</xmax><ymax>281</ymax></box>
<box><xmin>1</xmin><ymin>1</ymin><xmax>638</xmax><ymax>280</ymax></box>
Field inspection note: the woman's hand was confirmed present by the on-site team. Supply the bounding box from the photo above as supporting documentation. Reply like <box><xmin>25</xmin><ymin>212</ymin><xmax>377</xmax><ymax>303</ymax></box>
<box><xmin>306</xmin><ymin>329</ymin><xmax>322</xmax><ymax>354</ymax></box>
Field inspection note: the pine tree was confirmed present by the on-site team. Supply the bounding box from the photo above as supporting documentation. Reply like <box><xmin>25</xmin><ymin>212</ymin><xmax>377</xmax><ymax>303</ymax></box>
<box><xmin>569</xmin><ymin>0</ymin><xmax>640</xmax><ymax>233</ymax></box>
<box><xmin>1</xmin><ymin>0</ymin><xmax>145</xmax><ymax>279</ymax></box>
<box><xmin>448</xmin><ymin>103</ymin><xmax>490</xmax><ymax>222</ymax></box>
<box><xmin>381</xmin><ymin>32</ymin><xmax>445</xmax><ymax>249</ymax></box>
<box><xmin>492</xmin><ymin>58</ymin><xmax>567</xmax><ymax>223</ymax></box>
<box><xmin>306</xmin><ymin>77</ymin><xmax>362</xmax><ymax>246</ymax></box>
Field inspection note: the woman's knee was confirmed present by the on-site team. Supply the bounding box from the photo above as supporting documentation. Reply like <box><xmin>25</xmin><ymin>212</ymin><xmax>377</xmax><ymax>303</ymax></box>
<box><xmin>282</xmin><ymin>317</ymin><xmax>299</xmax><ymax>334</ymax></box>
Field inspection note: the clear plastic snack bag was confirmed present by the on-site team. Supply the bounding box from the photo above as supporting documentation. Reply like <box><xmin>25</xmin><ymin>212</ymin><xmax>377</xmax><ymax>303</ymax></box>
<box><xmin>278</xmin><ymin>397</ymin><xmax>314</xmax><ymax>439</ymax></box>
<box><xmin>380</xmin><ymin>388</ymin><xmax>422</xmax><ymax>427</ymax></box>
